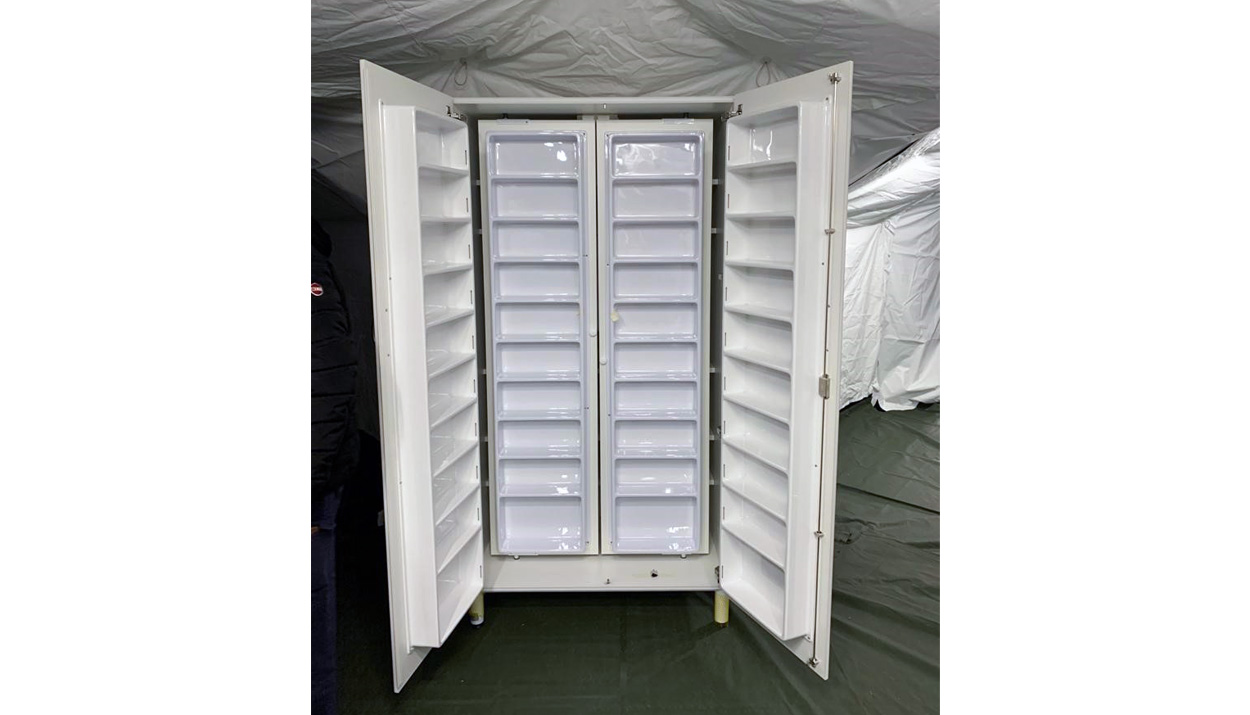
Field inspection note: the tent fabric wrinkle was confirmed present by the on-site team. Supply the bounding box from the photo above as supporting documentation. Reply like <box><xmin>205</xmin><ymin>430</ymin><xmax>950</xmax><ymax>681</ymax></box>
<box><xmin>311</xmin><ymin>0</ymin><xmax>939</xmax><ymax>413</ymax></box>
<box><xmin>311</xmin><ymin>0</ymin><xmax>939</xmax><ymax>201</ymax></box>
<box><xmin>841</xmin><ymin>128</ymin><xmax>939</xmax><ymax>410</ymax></box>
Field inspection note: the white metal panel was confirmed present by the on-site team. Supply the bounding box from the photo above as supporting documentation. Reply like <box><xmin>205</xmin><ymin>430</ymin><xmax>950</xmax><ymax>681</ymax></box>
<box><xmin>454</xmin><ymin>96</ymin><xmax>735</xmax><ymax>117</ymax></box>
<box><xmin>478</xmin><ymin>120</ymin><xmax>599</xmax><ymax>556</ymax></box>
<box><xmin>485</xmin><ymin>550</ymin><xmax>719</xmax><ymax>591</ymax></box>
<box><xmin>359</xmin><ymin>60</ymin><xmax>484</xmax><ymax>693</ymax></box>
<box><xmin>597</xmin><ymin>119</ymin><xmax>713</xmax><ymax>555</ymax></box>
<box><xmin>720</xmin><ymin>62</ymin><xmax>853</xmax><ymax>678</ymax></box>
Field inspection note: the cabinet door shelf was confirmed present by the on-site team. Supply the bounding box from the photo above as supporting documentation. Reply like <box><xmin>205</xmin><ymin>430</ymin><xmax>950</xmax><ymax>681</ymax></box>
<box><xmin>723</xmin><ymin>347</ymin><xmax>791</xmax><ymax>375</ymax></box>
<box><xmin>434</xmin><ymin>481</ymin><xmax>482</xmax><ymax>525</ymax></box>
<box><xmin>723</xmin><ymin>303</ymin><xmax>792</xmax><ymax>324</ymax></box>
<box><xmin>613</xmin><ymin>371</ymin><xmax>698</xmax><ymax>382</ymax></box>
<box><xmin>612</xmin><ymin>216</ymin><xmax>700</xmax><ymax>225</ymax></box>
<box><xmin>724</xmin><ymin>257</ymin><xmax>793</xmax><ymax>272</ymax></box>
<box><xmin>720</xmin><ymin>521</ymin><xmax>785</xmax><ymax>570</ymax></box>
<box><xmin>722</xmin><ymin>392</ymin><xmax>790</xmax><ymax>426</ymax></box>
<box><xmin>721</xmin><ymin>435</ymin><xmax>788</xmax><ymax>475</ymax></box>
<box><xmin>426</xmin><ymin>306</ymin><xmax>476</xmax><ymax>328</ymax></box>
<box><xmin>435</xmin><ymin>523</ymin><xmax>482</xmax><ymax>573</ymax></box>
<box><xmin>424</xmin><ymin>261</ymin><xmax>475</xmax><ymax>276</ymax></box>
<box><xmin>726</xmin><ymin>157</ymin><xmax>797</xmax><ymax>174</ymax></box>
<box><xmin>720</xmin><ymin>480</ymin><xmax>787</xmax><ymax>524</ymax></box>
<box><xmin>427</xmin><ymin>352</ymin><xmax>476</xmax><ymax>380</ymax></box>
<box><xmin>498</xmin><ymin>446</ymin><xmax>584</xmax><ymax>459</ymax></box>
<box><xmin>613</xmin><ymin>334</ymin><xmax>698</xmax><ymax>343</ymax></box>
<box><xmin>614</xmin><ymin>484</ymin><xmax>698</xmax><ymax>497</ymax></box>
<box><xmin>611</xmin><ymin>175</ymin><xmax>699</xmax><ymax>184</ymax></box>
<box><xmin>611</xmin><ymin>257</ymin><xmax>698</xmax><ymax>265</ymax></box>
<box><xmin>613</xmin><ymin>409</ymin><xmax>699</xmax><ymax>420</ymax></box>
<box><xmin>495</xmin><ymin>370</ymin><xmax>582</xmax><ymax>382</ymax></box>
<box><xmin>421</xmin><ymin>215</ymin><xmax>472</xmax><ymax>224</ymax></box>
<box><xmin>725</xmin><ymin>211</ymin><xmax>793</xmax><ymax>222</ymax></box>
<box><xmin>431</xmin><ymin>440</ymin><xmax>479</xmax><ymax>479</ymax></box>
<box><xmin>497</xmin><ymin>409</ymin><xmax>584</xmax><ymax>421</ymax></box>
<box><xmin>419</xmin><ymin>163</ymin><xmax>471</xmax><ymax>177</ymax></box>
<box><xmin>613</xmin><ymin>448</ymin><xmax>699</xmax><ymax>460</ymax></box>
<box><xmin>494</xmin><ymin>334</ymin><xmax>580</xmax><ymax>344</ymax></box>
<box><xmin>430</xmin><ymin>395</ymin><xmax>478</xmax><ymax>429</ymax></box>
<box><xmin>498</xmin><ymin>487</ymin><xmax>583</xmax><ymax>498</ymax></box>
<box><xmin>490</xmin><ymin>216</ymin><xmax>579</xmax><ymax>223</ymax></box>
<box><xmin>612</xmin><ymin>296</ymin><xmax>696</xmax><ymax>304</ymax></box>
<box><xmin>494</xmin><ymin>296</ymin><xmax>581</xmax><ymax>304</ymax></box>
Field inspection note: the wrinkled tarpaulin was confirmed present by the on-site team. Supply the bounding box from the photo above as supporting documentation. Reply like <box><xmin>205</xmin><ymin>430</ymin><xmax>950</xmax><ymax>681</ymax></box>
<box><xmin>842</xmin><ymin>129</ymin><xmax>939</xmax><ymax>409</ymax></box>
<box><xmin>335</xmin><ymin>400</ymin><xmax>939</xmax><ymax>714</ymax></box>
<box><xmin>311</xmin><ymin>0</ymin><xmax>939</xmax><ymax>210</ymax></box>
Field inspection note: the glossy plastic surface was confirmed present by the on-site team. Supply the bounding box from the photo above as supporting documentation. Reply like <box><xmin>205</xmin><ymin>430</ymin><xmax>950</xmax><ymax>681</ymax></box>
<box><xmin>602</xmin><ymin>129</ymin><xmax>708</xmax><ymax>554</ymax></box>
<box><xmin>483</xmin><ymin>127</ymin><xmax>596</xmax><ymax>555</ymax></box>
<box><xmin>359</xmin><ymin>61</ymin><xmax>484</xmax><ymax>694</ymax></box>
<box><xmin>720</xmin><ymin>91</ymin><xmax>842</xmax><ymax>645</ymax></box>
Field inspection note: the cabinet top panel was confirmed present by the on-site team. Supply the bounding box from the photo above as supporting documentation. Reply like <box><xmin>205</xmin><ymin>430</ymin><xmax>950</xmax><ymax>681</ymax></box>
<box><xmin>455</xmin><ymin>97</ymin><xmax>734</xmax><ymax>118</ymax></box>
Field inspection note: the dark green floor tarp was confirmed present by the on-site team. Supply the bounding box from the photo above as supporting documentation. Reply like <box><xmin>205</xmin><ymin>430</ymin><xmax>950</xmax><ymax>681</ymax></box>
<box><xmin>335</xmin><ymin>400</ymin><xmax>939</xmax><ymax>713</ymax></box>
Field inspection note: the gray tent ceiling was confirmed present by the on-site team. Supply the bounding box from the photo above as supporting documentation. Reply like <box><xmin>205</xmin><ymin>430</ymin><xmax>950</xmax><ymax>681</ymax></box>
<box><xmin>312</xmin><ymin>0</ymin><xmax>939</xmax><ymax>215</ymax></box>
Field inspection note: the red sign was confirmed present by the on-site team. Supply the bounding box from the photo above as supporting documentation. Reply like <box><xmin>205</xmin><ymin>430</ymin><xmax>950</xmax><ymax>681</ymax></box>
<box><xmin>311</xmin><ymin>282</ymin><xmax>324</xmax><ymax>297</ymax></box>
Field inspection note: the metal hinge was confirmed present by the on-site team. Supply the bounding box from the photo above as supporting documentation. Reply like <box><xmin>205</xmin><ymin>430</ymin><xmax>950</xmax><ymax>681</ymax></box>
<box><xmin>829</xmin><ymin>73</ymin><xmax>841</xmax><ymax>84</ymax></box>
<box><xmin>808</xmin><ymin>657</ymin><xmax>821</xmax><ymax>668</ymax></box>
<box><xmin>814</xmin><ymin>530</ymin><xmax>825</xmax><ymax>539</ymax></box>
<box><xmin>824</xmin><ymin>228</ymin><xmax>837</xmax><ymax>236</ymax></box>
<box><xmin>721</xmin><ymin>103</ymin><xmax>742</xmax><ymax>121</ymax></box>
<box><xmin>818</xmin><ymin>374</ymin><xmax>830</xmax><ymax>399</ymax></box>
<box><xmin>714</xmin><ymin>565</ymin><xmax>721</xmax><ymax>583</ymax></box>
<box><xmin>447</xmin><ymin>105</ymin><xmax>465</xmax><ymax>121</ymax></box>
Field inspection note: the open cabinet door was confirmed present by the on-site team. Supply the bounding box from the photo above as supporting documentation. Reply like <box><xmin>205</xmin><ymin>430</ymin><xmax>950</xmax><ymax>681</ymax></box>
<box><xmin>359</xmin><ymin>60</ymin><xmax>483</xmax><ymax>692</ymax></box>
<box><xmin>718</xmin><ymin>62</ymin><xmax>853</xmax><ymax>678</ymax></box>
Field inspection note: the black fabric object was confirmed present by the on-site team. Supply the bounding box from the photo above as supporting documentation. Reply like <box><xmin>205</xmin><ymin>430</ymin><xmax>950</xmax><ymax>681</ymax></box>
<box><xmin>312</xmin><ymin>218</ymin><xmax>332</xmax><ymax>258</ymax></box>
<box><xmin>311</xmin><ymin>488</ymin><xmax>341</xmax><ymax>715</ymax></box>
<box><xmin>312</xmin><ymin>222</ymin><xmax>358</xmax><ymax>500</ymax></box>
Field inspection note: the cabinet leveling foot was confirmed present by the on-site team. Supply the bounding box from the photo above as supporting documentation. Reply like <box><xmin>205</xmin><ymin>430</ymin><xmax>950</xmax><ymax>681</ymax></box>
<box><xmin>714</xmin><ymin>590</ymin><xmax>729</xmax><ymax>626</ymax></box>
<box><xmin>469</xmin><ymin>591</ymin><xmax>485</xmax><ymax>626</ymax></box>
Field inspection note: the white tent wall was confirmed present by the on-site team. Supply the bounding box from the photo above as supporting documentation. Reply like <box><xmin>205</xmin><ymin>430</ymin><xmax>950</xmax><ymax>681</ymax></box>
<box><xmin>840</xmin><ymin>128</ymin><xmax>940</xmax><ymax>410</ymax></box>
<box><xmin>840</xmin><ymin>224</ymin><xmax>888</xmax><ymax>407</ymax></box>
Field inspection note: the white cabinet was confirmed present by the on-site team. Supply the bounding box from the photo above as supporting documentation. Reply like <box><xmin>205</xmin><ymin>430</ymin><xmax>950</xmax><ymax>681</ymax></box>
<box><xmin>360</xmin><ymin>59</ymin><xmax>853</xmax><ymax>692</ymax></box>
